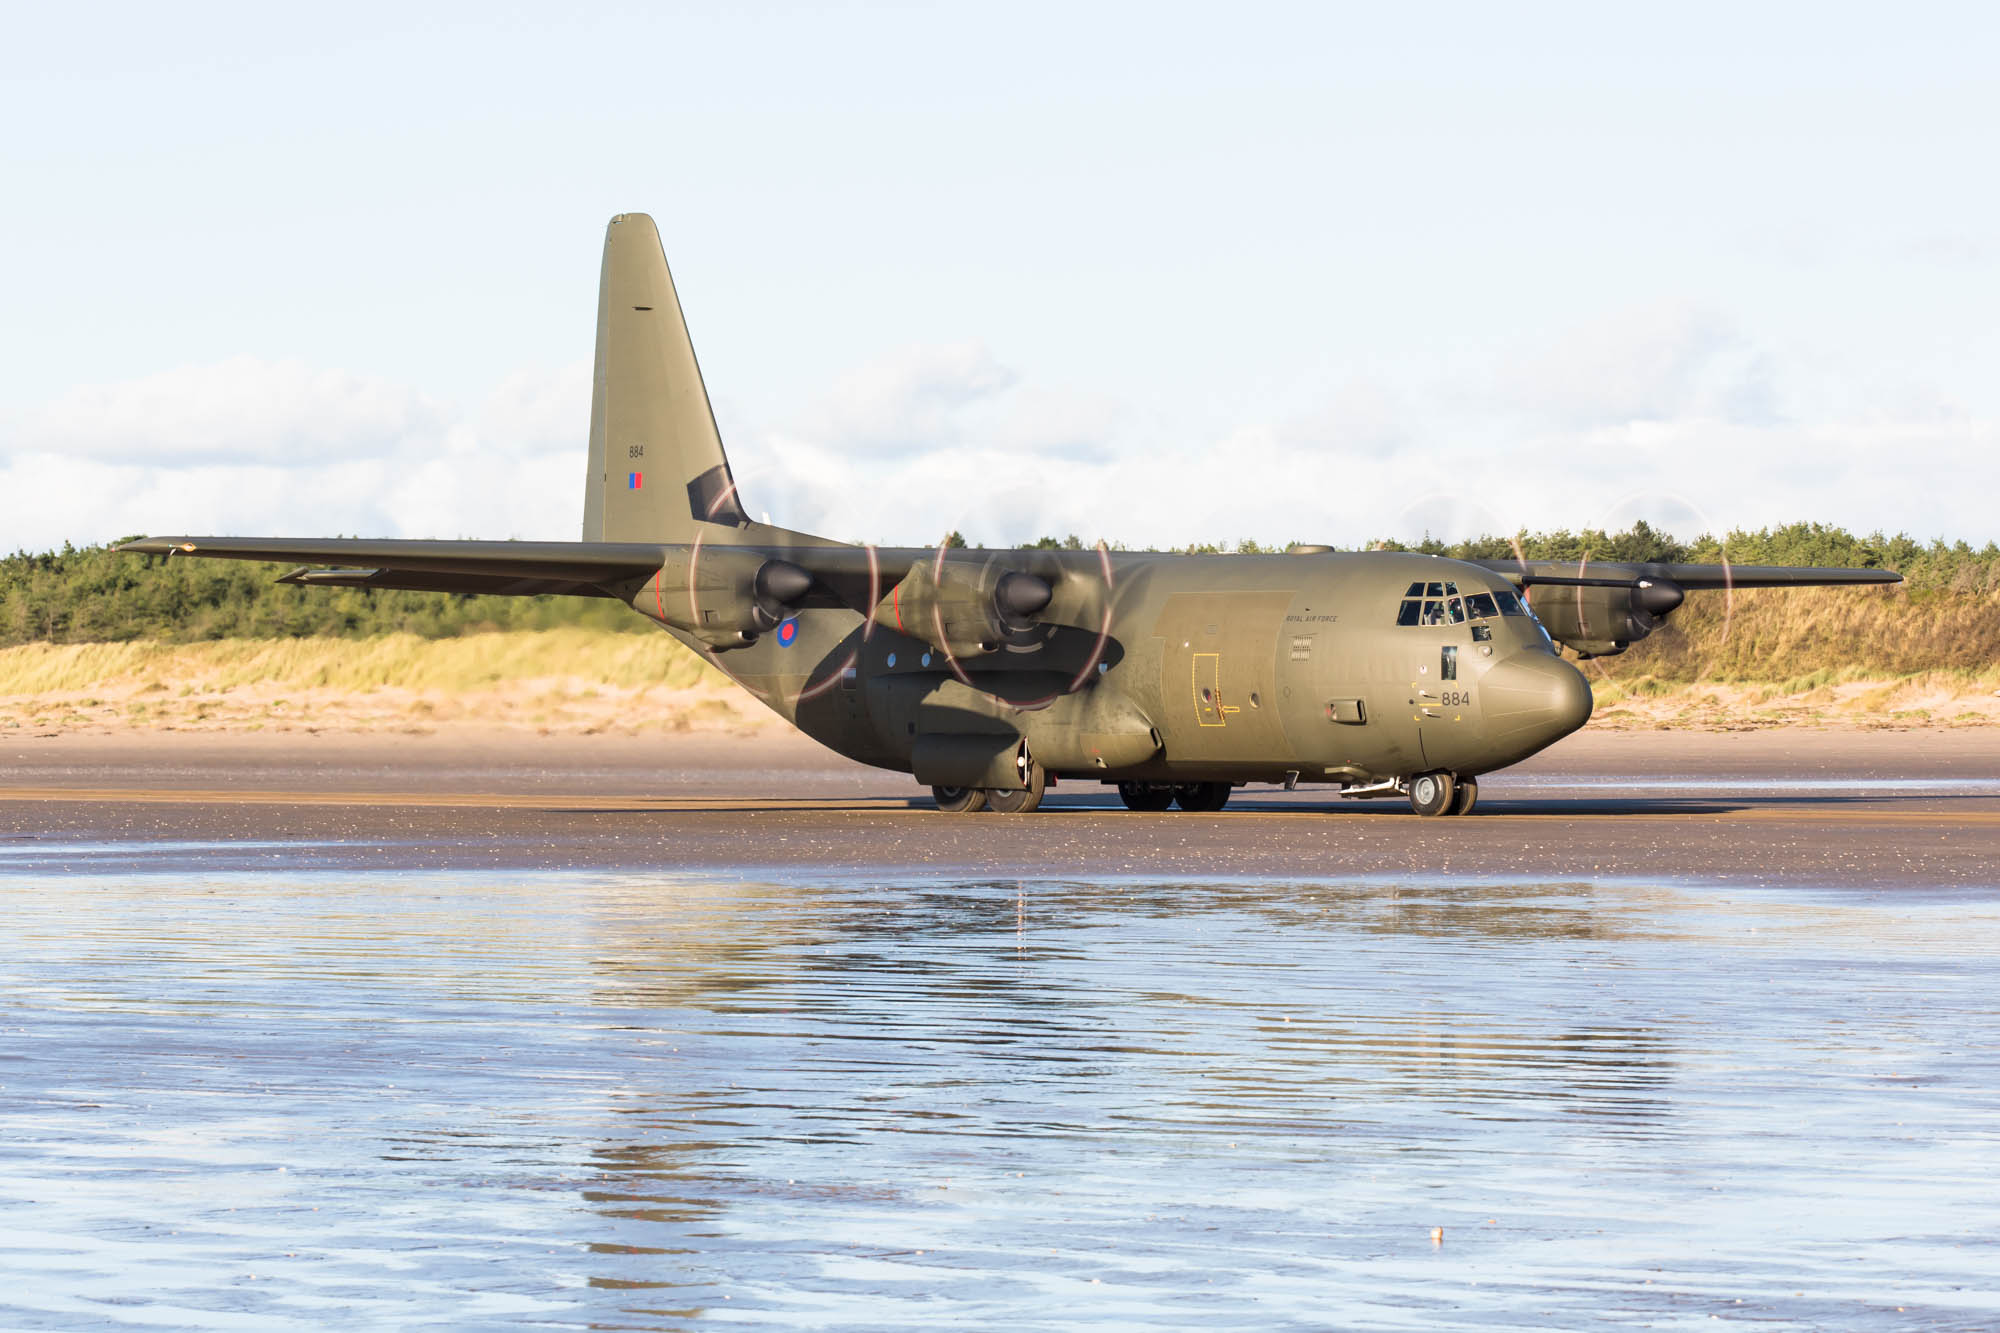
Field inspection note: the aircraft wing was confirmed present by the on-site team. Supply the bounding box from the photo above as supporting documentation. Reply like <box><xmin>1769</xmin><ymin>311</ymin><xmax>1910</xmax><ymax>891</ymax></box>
<box><xmin>1469</xmin><ymin>558</ymin><xmax>1903</xmax><ymax>591</ymax></box>
<box><xmin>119</xmin><ymin>536</ymin><xmax>671</xmax><ymax>598</ymax></box>
<box><xmin>1463</xmin><ymin>556</ymin><xmax>1901</xmax><ymax>657</ymax></box>
<box><xmin>116</xmin><ymin>535</ymin><xmax>920</xmax><ymax>610</ymax></box>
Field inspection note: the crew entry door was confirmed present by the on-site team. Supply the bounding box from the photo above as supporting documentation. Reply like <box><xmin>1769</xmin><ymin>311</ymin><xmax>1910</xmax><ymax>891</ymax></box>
<box><xmin>1395</xmin><ymin>580</ymin><xmax>1478</xmax><ymax>770</ymax></box>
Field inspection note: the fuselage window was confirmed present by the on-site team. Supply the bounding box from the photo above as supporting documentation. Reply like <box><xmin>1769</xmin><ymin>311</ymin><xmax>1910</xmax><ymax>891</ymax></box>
<box><xmin>1441</xmin><ymin>645</ymin><xmax>1458</xmax><ymax>680</ymax></box>
<box><xmin>1464</xmin><ymin>591</ymin><xmax>1499</xmax><ymax>619</ymax></box>
<box><xmin>1493</xmin><ymin>590</ymin><xmax>1527</xmax><ymax>616</ymax></box>
<box><xmin>1396</xmin><ymin>600</ymin><xmax>1422</xmax><ymax>626</ymax></box>
<box><xmin>1421</xmin><ymin>600</ymin><xmax>1448</xmax><ymax>626</ymax></box>
<box><xmin>1424</xmin><ymin>582</ymin><xmax>1446</xmax><ymax>598</ymax></box>
<box><xmin>1404</xmin><ymin>582</ymin><xmax>1426</xmax><ymax>597</ymax></box>
<box><xmin>1446</xmin><ymin>597</ymin><xmax>1466</xmax><ymax>624</ymax></box>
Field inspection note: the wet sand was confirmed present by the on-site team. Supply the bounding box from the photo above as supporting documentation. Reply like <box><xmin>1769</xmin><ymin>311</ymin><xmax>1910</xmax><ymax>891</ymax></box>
<box><xmin>3</xmin><ymin>728</ymin><xmax>1998</xmax><ymax>887</ymax></box>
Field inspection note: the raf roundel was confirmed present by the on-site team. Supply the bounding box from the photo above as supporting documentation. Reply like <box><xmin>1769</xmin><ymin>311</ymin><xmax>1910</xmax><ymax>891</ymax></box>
<box><xmin>775</xmin><ymin>617</ymin><xmax>799</xmax><ymax>647</ymax></box>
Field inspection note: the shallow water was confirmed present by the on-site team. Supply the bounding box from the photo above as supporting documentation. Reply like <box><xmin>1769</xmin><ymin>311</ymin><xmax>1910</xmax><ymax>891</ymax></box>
<box><xmin>4</xmin><ymin>867</ymin><xmax>1998</xmax><ymax>1329</ymax></box>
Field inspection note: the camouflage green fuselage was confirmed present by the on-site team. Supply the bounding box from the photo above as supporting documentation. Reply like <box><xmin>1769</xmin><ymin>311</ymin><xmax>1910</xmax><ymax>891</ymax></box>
<box><xmin>655</xmin><ymin>547</ymin><xmax>1591</xmax><ymax>788</ymax></box>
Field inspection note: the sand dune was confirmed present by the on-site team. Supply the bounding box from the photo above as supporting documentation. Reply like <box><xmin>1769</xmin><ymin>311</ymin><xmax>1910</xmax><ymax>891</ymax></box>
<box><xmin>2</xmin><ymin>629</ymin><xmax>1995</xmax><ymax>737</ymax></box>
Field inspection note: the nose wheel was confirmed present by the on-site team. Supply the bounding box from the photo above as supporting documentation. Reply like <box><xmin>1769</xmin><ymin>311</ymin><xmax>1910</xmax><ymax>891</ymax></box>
<box><xmin>1408</xmin><ymin>771</ymin><xmax>1457</xmax><ymax>817</ymax></box>
<box><xmin>1448</xmin><ymin>777</ymin><xmax>1478</xmax><ymax>816</ymax></box>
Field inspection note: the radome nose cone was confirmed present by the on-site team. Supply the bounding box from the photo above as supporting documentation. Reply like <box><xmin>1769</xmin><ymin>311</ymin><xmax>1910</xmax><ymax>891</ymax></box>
<box><xmin>1482</xmin><ymin>652</ymin><xmax>1593</xmax><ymax>744</ymax></box>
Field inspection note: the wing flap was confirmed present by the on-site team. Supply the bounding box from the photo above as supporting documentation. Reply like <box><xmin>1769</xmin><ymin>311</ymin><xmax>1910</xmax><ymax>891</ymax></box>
<box><xmin>276</xmin><ymin>567</ymin><xmax>620</xmax><ymax>598</ymax></box>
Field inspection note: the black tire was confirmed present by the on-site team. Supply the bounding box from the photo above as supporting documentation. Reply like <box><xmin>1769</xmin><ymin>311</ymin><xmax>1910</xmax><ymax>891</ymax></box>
<box><xmin>1117</xmin><ymin>782</ymin><xmax>1175</xmax><ymax>812</ymax></box>
<box><xmin>1173</xmin><ymin>782</ymin><xmax>1231</xmax><ymax>813</ymax></box>
<box><xmin>932</xmin><ymin>785</ymin><xmax>989</xmax><ymax>813</ymax></box>
<box><xmin>987</xmin><ymin>761</ymin><xmax>1046</xmax><ymax>814</ymax></box>
<box><xmin>1408</xmin><ymin>771</ymin><xmax>1456</xmax><ymax>817</ymax></box>
<box><xmin>1447</xmin><ymin>776</ymin><xmax>1479</xmax><ymax>816</ymax></box>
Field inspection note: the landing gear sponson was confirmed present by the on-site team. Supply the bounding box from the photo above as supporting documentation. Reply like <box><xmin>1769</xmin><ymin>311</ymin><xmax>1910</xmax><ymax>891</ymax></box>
<box><xmin>933</xmin><ymin>773</ymin><xmax>1479</xmax><ymax>816</ymax></box>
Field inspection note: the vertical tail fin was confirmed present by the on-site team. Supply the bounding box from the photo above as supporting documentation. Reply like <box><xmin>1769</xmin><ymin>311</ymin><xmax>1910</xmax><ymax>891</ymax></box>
<box><xmin>582</xmin><ymin>213</ymin><xmax>749</xmax><ymax>542</ymax></box>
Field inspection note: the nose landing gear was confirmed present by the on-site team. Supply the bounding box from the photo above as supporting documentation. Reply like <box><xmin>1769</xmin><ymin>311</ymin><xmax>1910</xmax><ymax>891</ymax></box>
<box><xmin>1408</xmin><ymin>771</ymin><xmax>1478</xmax><ymax>817</ymax></box>
<box><xmin>1448</xmin><ymin>777</ymin><xmax>1479</xmax><ymax>816</ymax></box>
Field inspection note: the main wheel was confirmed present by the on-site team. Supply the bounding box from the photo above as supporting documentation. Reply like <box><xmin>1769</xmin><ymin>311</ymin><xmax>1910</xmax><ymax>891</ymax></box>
<box><xmin>1408</xmin><ymin>771</ymin><xmax>1456</xmax><ymax>817</ymax></box>
<box><xmin>1447</xmin><ymin>776</ymin><xmax>1479</xmax><ymax>816</ymax></box>
<box><xmin>932</xmin><ymin>785</ymin><xmax>989</xmax><ymax>813</ymax></box>
<box><xmin>986</xmin><ymin>760</ymin><xmax>1047</xmax><ymax>814</ymax></box>
<box><xmin>1117</xmin><ymin>782</ymin><xmax>1175</xmax><ymax>812</ymax></box>
<box><xmin>1173</xmin><ymin>782</ymin><xmax>1231</xmax><ymax>813</ymax></box>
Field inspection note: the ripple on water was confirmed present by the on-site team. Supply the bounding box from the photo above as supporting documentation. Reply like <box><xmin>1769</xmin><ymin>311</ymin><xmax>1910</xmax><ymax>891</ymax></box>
<box><xmin>2</xmin><ymin>870</ymin><xmax>1998</xmax><ymax>1329</ymax></box>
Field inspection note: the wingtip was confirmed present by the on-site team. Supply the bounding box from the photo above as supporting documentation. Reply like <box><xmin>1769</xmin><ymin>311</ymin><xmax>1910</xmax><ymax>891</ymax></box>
<box><xmin>117</xmin><ymin>537</ymin><xmax>195</xmax><ymax>555</ymax></box>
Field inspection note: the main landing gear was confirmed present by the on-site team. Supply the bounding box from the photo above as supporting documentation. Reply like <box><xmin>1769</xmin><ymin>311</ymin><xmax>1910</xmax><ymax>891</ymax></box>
<box><xmin>931</xmin><ymin>755</ymin><xmax>1048</xmax><ymax>814</ymax></box>
<box><xmin>1115</xmin><ymin>781</ymin><xmax>1231</xmax><ymax>813</ymax></box>
<box><xmin>1408</xmin><ymin>771</ymin><xmax>1478</xmax><ymax>817</ymax></box>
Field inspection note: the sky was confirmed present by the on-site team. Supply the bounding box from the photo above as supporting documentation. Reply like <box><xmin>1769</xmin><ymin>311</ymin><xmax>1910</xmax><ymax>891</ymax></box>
<box><xmin>3</xmin><ymin>2</ymin><xmax>1996</xmax><ymax>553</ymax></box>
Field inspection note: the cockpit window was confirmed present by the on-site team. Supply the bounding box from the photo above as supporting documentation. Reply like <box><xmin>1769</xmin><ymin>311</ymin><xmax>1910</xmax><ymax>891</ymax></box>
<box><xmin>1395</xmin><ymin>582</ymin><xmax>1529</xmax><ymax>627</ymax></box>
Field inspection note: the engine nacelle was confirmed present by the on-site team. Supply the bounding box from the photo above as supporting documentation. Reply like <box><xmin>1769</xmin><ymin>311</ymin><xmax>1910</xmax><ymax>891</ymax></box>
<box><xmin>1527</xmin><ymin>578</ymin><xmax>1684</xmax><ymax>659</ymax></box>
<box><xmin>875</xmin><ymin>557</ymin><xmax>1052</xmax><ymax>659</ymax></box>
<box><xmin>631</xmin><ymin>547</ymin><xmax>812</xmax><ymax>650</ymax></box>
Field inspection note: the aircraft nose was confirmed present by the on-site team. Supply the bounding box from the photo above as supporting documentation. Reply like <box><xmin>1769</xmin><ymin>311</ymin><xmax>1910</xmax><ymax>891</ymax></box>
<box><xmin>1482</xmin><ymin>651</ymin><xmax>1593</xmax><ymax>747</ymax></box>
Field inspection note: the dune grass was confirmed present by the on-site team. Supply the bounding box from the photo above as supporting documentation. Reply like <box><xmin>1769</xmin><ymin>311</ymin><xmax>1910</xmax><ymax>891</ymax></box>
<box><xmin>0</xmin><ymin>630</ymin><xmax>759</xmax><ymax>735</ymax></box>
<box><xmin>4</xmin><ymin>589</ymin><xmax>1996</xmax><ymax>734</ymax></box>
<box><xmin>1599</xmin><ymin>584</ymin><xmax>2000</xmax><ymax>682</ymax></box>
<box><xmin>0</xmin><ymin>629</ymin><xmax>726</xmax><ymax>697</ymax></box>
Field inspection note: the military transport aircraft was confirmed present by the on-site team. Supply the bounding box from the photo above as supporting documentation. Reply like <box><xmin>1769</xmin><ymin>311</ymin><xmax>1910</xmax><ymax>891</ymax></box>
<box><xmin>122</xmin><ymin>213</ymin><xmax>1899</xmax><ymax>816</ymax></box>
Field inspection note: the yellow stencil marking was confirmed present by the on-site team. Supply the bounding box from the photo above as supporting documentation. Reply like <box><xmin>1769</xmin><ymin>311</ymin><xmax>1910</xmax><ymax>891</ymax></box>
<box><xmin>1192</xmin><ymin>652</ymin><xmax>1226</xmax><ymax>727</ymax></box>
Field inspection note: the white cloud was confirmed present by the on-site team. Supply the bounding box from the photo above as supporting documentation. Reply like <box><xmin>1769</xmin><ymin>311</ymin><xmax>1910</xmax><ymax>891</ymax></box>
<box><xmin>1500</xmin><ymin>305</ymin><xmax>1778</xmax><ymax>429</ymax></box>
<box><xmin>20</xmin><ymin>356</ymin><xmax>452</xmax><ymax>466</ymax></box>
<box><xmin>0</xmin><ymin>357</ymin><xmax>590</xmax><ymax>550</ymax></box>
<box><xmin>727</xmin><ymin>322</ymin><xmax>1996</xmax><ymax>550</ymax></box>
<box><xmin>811</xmin><ymin>341</ymin><xmax>1017</xmax><ymax>455</ymax></box>
<box><xmin>3</xmin><ymin>321</ymin><xmax>1995</xmax><ymax>560</ymax></box>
